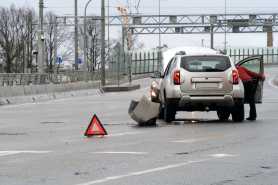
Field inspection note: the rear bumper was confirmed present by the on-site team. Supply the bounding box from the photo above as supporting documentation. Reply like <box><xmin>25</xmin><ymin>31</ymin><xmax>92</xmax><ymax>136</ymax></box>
<box><xmin>167</xmin><ymin>94</ymin><xmax>240</xmax><ymax>111</ymax></box>
<box><xmin>180</xmin><ymin>95</ymin><xmax>234</xmax><ymax>106</ymax></box>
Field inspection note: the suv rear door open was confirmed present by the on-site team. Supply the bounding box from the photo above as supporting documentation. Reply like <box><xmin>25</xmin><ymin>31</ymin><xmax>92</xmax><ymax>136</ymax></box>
<box><xmin>236</xmin><ymin>55</ymin><xmax>264</xmax><ymax>103</ymax></box>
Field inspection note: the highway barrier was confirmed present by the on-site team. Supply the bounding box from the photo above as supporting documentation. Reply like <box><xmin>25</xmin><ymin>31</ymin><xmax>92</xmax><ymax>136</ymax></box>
<box><xmin>0</xmin><ymin>81</ymin><xmax>101</xmax><ymax>105</ymax></box>
<box><xmin>128</xmin><ymin>95</ymin><xmax>160</xmax><ymax>126</ymax></box>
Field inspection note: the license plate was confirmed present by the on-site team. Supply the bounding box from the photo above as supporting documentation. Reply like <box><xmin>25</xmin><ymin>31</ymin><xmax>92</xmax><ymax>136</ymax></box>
<box><xmin>196</xmin><ymin>83</ymin><xmax>219</xmax><ymax>89</ymax></box>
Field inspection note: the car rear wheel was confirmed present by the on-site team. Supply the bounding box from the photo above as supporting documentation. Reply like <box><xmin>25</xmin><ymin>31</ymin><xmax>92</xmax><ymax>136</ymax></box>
<box><xmin>164</xmin><ymin>101</ymin><xmax>176</xmax><ymax>123</ymax></box>
<box><xmin>231</xmin><ymin>102</ymin><xmax>245</xmax><ymax>122</ymax></box>
<box><xmin>217</xmin><ymin>109</ymin><xmax>230</xmax><ymax>121</ymax></box>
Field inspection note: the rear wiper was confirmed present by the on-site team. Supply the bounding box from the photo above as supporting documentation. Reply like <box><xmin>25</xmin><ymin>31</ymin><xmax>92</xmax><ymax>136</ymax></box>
<box><xmin>205</xmin><ymin>69</ymin><xmax>223</xmax><ymax>72</ymax></box>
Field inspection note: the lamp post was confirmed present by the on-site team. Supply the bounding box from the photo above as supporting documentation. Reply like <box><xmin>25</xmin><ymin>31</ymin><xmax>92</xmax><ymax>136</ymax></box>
<box><xmin>83</xmin><ymin>0</ymin><xmax>93</xmax><ymax>71</ymax></box>
<box><xmin>158</xmin><ymin>0</ymin><xmax>161</xmax><ymax>48</ymax></box>
<box><xmin>101</xmin><ymin>0</ymin><xmax>105</xmax><ymax>86</ymax></box>
<box><xmin>224</xmin><ymin>0</ymin><xmax>227</xmax><ymax>54</ymax></box>
<box><xmin>74</xmin><ymin>0</ymin><xmax>79</xmax><ymax>70</ymax></box>
<box><xmin>38</xmin><ymin>0</ymin><xmax>44</xmax><ymax>73</ymax></box>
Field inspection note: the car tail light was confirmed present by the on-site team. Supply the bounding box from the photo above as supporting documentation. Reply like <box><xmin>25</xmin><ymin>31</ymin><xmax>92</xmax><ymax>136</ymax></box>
<box><xmin>173</xmin><ymin>70</ymin><xmax>180</xmax><ymax>85</ymax></box>
<box><xmin>232</xmin><ymin>69</ymin><xmax>239</xmax><ymax>84</ymax></box>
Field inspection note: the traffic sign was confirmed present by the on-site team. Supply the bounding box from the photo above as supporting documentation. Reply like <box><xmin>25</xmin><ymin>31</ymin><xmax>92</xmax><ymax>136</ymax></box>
<box><xmin>56</xmin><ymin>56</ymin><xmax>63</xmax><ymax>64</ymax></box>
<box><xmin>78</xmin><ymin>58</ymin><xmax>82</xmax><ymax>64</ymax></box>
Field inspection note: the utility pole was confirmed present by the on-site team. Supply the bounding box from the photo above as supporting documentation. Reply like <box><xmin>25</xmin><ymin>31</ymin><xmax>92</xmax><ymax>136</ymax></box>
<box><xmin>158</xmin><ymin>0</ymin><xmax>161</xmax><ymax>48</ymax></box>
<box><xmin>224</xmin><ymin>0</ymin><xmax>227</xmax><ymax>54</ymax></box>
<box><xmin>107</xmin><ymin>0</ymin><xmax>110</xmax><ymax>69</ymax></box>
<box><xmin>38</xmin><ymin>0</ymin><xmax>45</xmax><ymax>73</ymax></box>
<box><xmin>267</xmin><ymin>28</ymin><xmax>273</xmax><ymax>47</ymax></box>
<box><xmin>84</xmin><ymin>0</ymin><xmax>93</xmax><ymax>72</ymax></box>
<box><xmin>54</xmin><ymin>17</ymin><xmax>58</xmax><ymax>73</ymax></box>
<box><xmin>101</xmin><ymin>0</ymin><xmax>106</xmax><ymax>86</ymax></box>
<box><xmin>210</xmin><ymin>26</ymin><xmax>214</xmax><ymax>49</ymax></box>
<box><xmin>210</xmin><ymin>16</ymin><xmax>216</xmax><ymax>49</ymax></box>
<box><xmin>74</xmin><ymin>0</ymin><xmax>79</xmax><ymax>70</ymax></box>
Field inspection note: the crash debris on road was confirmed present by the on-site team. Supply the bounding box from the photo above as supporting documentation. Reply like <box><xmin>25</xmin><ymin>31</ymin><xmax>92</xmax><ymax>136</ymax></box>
<box><xmin>128</xmin><ymin>95</ymin><xmax>160</xmax><ymax>126</ymax></box>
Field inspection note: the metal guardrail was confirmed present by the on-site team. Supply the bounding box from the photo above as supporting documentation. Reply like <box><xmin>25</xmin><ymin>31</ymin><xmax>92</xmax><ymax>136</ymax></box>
<box><xmin>0</xmin><ymin>72</ymin><xmax>102</xmax><ymax>86</ymax></box>
<box><xmin>0</xmin><ymin>70</ymin><xmax>140</xmax><ymax>87</ymax></box>
<box><xmin>49</xmin><ymin>71</ymin><xmax>101</xmax><ymax>84</ymax></box>
<box><xmin>0</xmin><ymin>73</ymin><xmax>49</xmax><ymax>86</ymax></box>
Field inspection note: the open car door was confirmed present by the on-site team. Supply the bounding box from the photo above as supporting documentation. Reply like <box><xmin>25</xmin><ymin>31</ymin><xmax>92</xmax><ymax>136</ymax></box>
<box><xmin>236</xmin><ymin>55</ymin><xmax>264</xmax><ymax>103</ymax></box>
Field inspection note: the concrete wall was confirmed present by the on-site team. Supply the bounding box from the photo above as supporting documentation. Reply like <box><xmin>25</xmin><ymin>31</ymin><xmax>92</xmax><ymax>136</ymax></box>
<box><xmin>0</xmin><ymin>81</ymin><xmax>101</xmax><ymax>105</ymax></box>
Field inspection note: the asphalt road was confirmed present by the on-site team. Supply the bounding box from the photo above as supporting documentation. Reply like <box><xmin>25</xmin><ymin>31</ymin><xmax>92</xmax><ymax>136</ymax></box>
<box><xmin>1</xmin><ymin>66</ymin><xmax>278</xmax><ymax>185</ymax></box>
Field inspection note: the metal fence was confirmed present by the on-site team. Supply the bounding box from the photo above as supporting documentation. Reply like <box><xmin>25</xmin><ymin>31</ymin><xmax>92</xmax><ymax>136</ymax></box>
<box><xmin>227</xmin><ymin>47</ymin><xmax>278</xmax><ymax>64</ymax></box>
<box><xmin>131</xmin><ymin>51</ymin><xmax>161</xmax><ymax>75</ymax></box>
<box><xmin>1</xmin><ymin>47</ymin><xmax>278</xmax><ymax>86</ymax></box>
<box><xmin>106</xmin><ymin>49</ymin><xmax>161</xmax><ymax>86</ymax></box>
<box><xmin>109</xmin><ymin>50</ymin><xmax>161</xmax><ymax>75</ymax></box>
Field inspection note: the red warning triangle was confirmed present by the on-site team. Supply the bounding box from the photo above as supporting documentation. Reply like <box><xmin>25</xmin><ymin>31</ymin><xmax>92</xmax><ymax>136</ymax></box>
<box><xmin>84</xmin><ymin>115</ymin><xmax>108</xmax><ymax>137</ymax></box>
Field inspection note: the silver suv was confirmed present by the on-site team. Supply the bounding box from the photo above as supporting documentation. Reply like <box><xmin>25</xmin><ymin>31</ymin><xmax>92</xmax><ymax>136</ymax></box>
<box><xmin>159</xmin><ymin>49</ymin><xmax>264</xmax><ymax>123</ymax></box>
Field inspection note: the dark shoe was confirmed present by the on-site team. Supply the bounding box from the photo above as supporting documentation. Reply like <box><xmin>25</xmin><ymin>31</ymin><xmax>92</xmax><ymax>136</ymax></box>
<box><xmin>246</xmin><ymin>117</ymin><xmax>256</xmax><ymax>121</ymax></box>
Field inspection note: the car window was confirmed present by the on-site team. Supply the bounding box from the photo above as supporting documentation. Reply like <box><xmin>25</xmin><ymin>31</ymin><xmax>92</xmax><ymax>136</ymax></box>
<box><xmin>180</xmin><ymin>56</ymin><xmax>231</xmax><ymax>72</ymax></box>
<box><xmin>168</xmin><ymin>58</ymin><xmax>176</xmax><ymax>76</ymax></box>
<box><xmin>164</xmin><ymin>58</ymin><xmax>174</xmax><ymax>77</ymax></box>
<box><xmin>240</xmin><ymin>58</ymin><xmax>261</xmax><ymax>73</ymax></box>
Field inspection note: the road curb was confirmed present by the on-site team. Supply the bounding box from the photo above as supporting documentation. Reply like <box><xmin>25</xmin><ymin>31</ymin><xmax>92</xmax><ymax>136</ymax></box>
<box><xmin>101</xmin><ymin>84</ymin><xmax>141</xmax><ymax>93</ymax></box>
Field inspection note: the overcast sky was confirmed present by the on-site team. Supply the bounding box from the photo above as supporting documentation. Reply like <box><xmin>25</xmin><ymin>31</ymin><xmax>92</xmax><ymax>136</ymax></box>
<box><xmin>1</xmin><ymin>0</ymin><xmax>278</xmax><ymax>15</ymax></box>
<box><xmin>1</xmin><ymin>0</ymin><xmax>278</xmax><ymax>48</ymax></box>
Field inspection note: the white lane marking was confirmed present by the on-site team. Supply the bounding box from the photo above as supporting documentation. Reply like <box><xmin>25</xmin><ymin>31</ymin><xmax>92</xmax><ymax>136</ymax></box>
<box><xmin>108</xmin><ymin>132</ymin><xmax>142</xmax><ymax>137</ymax></box>
<box><xmin>0</xmin><ymin>150</ymin><xmax>51</xmax><ymax>157</ymax></box>
<box><xmin>210</xmin><ymin>153</ymin><xmax>238</xmax><ymax>158</ymax></box>
<box><xmin>74</xmin><ymin>154</ymin><xmax>236</xmax><ymax>185</ymax></box>
<box><xmin>91</xmin><ymin>152</ymin><xmax>148</xmax><ymax>155</ymax></box>
<box><xmin>171</xmin><ymin>138</ymin><xmax>206</xmax><ymax>143</ymax></box>
<box><xmin>268</xmin><ymin>77</ymin><xmax>278</xmax><ymax>89</ymax></box>
<box><xmin>65</xmin><ymin>132</ymin><xmax>142</xmax><ymax>143</ymax></box>
<box><xmin>171</xmin><ymin>134</ymin><xmax>226</xmax><ymax>144</ymax></box>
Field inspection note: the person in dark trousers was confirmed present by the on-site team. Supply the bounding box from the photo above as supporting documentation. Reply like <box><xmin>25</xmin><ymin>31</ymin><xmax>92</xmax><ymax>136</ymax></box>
<box><xmin>236</xmin><ymin>65</ymin><xmax>265</xmax><ymax>121</ymax></box>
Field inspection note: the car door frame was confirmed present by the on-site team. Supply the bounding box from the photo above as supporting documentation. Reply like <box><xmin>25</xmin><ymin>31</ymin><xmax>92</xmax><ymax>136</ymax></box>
<box><xmin>236</xmin><ymin>55</ymin><xmax>264</xmax><ymax>103</ymax></box>
<box><xmin>160</xmin><ymin>58</ymin><xmax>175</xmax><ymax>104</ymax></box>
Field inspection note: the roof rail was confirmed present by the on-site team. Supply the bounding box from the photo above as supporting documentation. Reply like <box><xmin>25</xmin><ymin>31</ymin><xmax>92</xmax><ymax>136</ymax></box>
<box><xmin>176</xmin><ymin>51</ymin><xmax>186</xmax><ymax>55</ymax></box>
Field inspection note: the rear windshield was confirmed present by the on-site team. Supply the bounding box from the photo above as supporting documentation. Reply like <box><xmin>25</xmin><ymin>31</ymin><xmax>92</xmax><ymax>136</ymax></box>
<box><xmin>180</xmin><ymin>56</ymin><xmax>231</xmax><ymax>72</ymax></box>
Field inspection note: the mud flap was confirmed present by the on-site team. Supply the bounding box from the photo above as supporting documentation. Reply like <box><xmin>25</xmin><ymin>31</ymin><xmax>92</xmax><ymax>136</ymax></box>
<box><xmin>128</xmin><ymin>95</ymin><xmax>160</xmax><ymax>125</ymax></box>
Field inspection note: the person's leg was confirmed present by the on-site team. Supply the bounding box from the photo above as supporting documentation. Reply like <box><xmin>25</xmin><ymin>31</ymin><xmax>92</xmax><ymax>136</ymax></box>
<box><xmin>247</xmin><ymin>81</ymin><xmax>257</xmax><ymax>120</ymax></box>
<box><xmin>243</xmin><ymin>81</ymin><xmax>255</xmax><ymax>120</ymax></box>
<box><xmin>249</xmin><ymin>101</ymin><xmax>257</xmax><ymax>119</ymax></box>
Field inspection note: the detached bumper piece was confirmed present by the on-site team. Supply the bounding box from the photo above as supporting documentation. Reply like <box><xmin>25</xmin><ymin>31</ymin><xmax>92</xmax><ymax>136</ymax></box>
<box><xmin>128</xmin><ymin>95</ymin><xmax>160</xmax><ymax>126</ymax></box>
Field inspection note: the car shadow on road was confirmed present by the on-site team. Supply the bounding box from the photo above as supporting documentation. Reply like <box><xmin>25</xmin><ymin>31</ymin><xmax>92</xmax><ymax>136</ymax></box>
<box><xmin>131</xmin><ymin>118</ymin><xmax>261</xmax><ymax>128</ymax></box>
<box><xmin>158</xmin><ymin>118</ymin><xmax>259</xmax><ymax>126</ymax></box>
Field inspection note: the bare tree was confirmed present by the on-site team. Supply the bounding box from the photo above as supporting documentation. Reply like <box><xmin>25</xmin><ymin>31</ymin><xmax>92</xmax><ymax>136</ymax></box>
<box><xmin>86</xmin><ymin>19</ymin><xmax>101</xmax><ymax>71</ymax></box>
<box><xmin>83</xmin><ymin>19</ymin><xmax>116</xmax><ymax>72</ymax></box>
<box><xmin>0</xmin><ymin>5</ymin><xmax>35</xmax><ymax>73</ymax></box>
<box><xmin>44</xmin><ymin>12</ymin><xmax>74</xmax><ymax>72</ymax></box>
<box><xmin>44</xmin><ymin>12</ymin><xmax>55</xmax><ymax>72</ymax></box>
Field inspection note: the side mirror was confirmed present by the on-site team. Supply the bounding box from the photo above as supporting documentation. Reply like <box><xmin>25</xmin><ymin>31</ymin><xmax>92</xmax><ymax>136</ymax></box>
<box><xmin>151</xmin><ymin>71</ymin><xmax>163</xmax><ymax>78</ymax></box>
